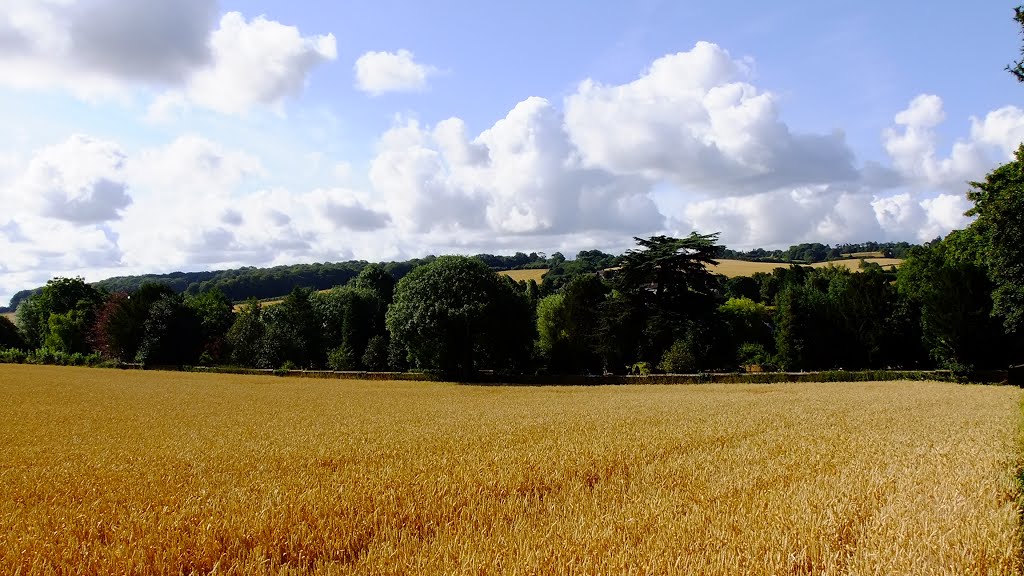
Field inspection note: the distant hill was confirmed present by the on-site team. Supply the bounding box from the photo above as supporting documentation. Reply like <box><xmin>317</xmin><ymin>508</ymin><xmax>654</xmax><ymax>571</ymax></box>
<box><xmin>2</xmin><ymin>252</ymin><xmax>550</xmax><ymax>312</ymax></box>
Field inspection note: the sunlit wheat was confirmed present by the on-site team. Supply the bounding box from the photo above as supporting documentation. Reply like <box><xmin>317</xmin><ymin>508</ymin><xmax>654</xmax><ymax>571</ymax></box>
<box><xmin>0</xmin><ymin>365</ymin><xmax>1018</xmax><ymax>574</ymax></box>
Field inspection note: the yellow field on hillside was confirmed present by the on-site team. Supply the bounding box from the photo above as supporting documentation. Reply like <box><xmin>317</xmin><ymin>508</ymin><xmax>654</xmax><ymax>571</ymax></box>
<box><xmin>0</xmin><ymin>312</ymin><xmax>14</xmax><ymax>323</ymax></box>
<box><xmin>842</xmin><ymin>251</ymin><xmax>885</xmax><ymax>258</ymax></box>
<box><xmin>498</xmin><ymin>268</ymin><xmax>548</xmax><ymax>282</ymax></box>
<box><xmin>710</xmin><ymin>258</ymin><xmax>903</xmax><ymax>277</ymax></box>
<box><xmin>810</xmin><ymin>257</ymin><xmax>904</xmax><ymax>271</ymax></box>
<box><xmin>709</xmin><ymin>259</ymin><xmax>793</xmax><ymax>277</ymax></box>
<box><xmin>1</xmin><ymin>366</ymin><xmax>1020</xmax><ymax>574</ymax></box>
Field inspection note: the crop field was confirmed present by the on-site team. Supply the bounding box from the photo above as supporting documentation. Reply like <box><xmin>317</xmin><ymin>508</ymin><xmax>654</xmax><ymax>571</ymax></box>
<box><xmin>710</xmin><ymin>258</ymin><xmax>903</xmax><ymax>277</ymax></box>
<box><xmin>498</xmin><ymin>268</ymin><xmax>548</xmax><ymax>283</ymax></box>
<box><xmin>0</xmin><ymin>366</ymin><xmax>1020</xmax><ymax>574</ymax></box>
<box><xmin>709</xmin><ymin>259</ymin><xmax>795</xmax><ymax>277</ymax></box>
<box><xmin>809</xmin><ymin>257</ymin><xmax>904</xmax><ymax>271</ymax></box>
<box><xmin>0</xmin><ymin>311</ymin><xmax>14</xmax><ymax>323</ymax></box>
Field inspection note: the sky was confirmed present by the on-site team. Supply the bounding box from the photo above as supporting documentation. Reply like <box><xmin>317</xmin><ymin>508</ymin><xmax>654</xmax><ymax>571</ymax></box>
<box><xmin>1</xmin><ymin>0</ymin><xmax>1023</xmax><ymax>305</ymax></box>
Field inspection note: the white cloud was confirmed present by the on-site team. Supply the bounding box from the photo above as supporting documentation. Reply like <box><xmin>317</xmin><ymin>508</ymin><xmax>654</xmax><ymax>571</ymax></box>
<box><xmin>564</xmin><ymin>41</ymin><xmax>858</xmax><ymax>194</ymax></box>
<box><xmin>354</xmin><ymin>49</ymin><xmax>437</xmax><ymax>95</ymax></box>
<box><xmin>175</xmin><ymin>12</ymin><xmax>337</xmax><ymax>115</ymax></box>
<box><xmin>679</xmin><ymin>187</ymin><xmax>879</xmax><ymax>249</ymax></box>
<box><xmin>369</xmin><ymin>97</ymin><xmax>664</xmax><ymax>236</ymax></box>
<box><xmin>0</xmin><ymin>0</ymin><xmax>216</xmax><ymax>97</ymax></box>
<box><xmin>3</xmin><ymin>135</ymin><xmax>131</xmax><ymax>224</ymax></box>
<box><xmin>884</xmin><ymin>94</ymin><xmax>1024</xmax><ymax>189</ymax></box>
<box><xmin>0</xmin><ymin>2</ymin><xmax>335</xmax><ymax>114</ymax></box>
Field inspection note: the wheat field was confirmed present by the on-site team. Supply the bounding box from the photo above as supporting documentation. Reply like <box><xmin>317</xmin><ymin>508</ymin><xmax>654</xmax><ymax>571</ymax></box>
<box><xmin>709</xmin><ymin>258</ymin><xmax>903</xmax><ymax>277</ymax></box>
<box><xmin>498</xmin><ymin>268</ymin><xmax>548</xmax><ymax>283</ymax></box>
<box><xmin>809</xmin><ymin>257</ymin><xmax>904</xmax><ymax>271</ymax></box>
<box><xmin>0</xmin><ymin>365</ymin><xmax>1020</xmax><ymax>575</ymax></box>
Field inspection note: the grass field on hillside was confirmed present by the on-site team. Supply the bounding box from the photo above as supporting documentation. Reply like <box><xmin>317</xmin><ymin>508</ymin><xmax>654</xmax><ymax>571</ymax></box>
<box><xmin>0</xmin><ymin>312</ymin><xmax>14</xmax><ymax>323</ymax></box>
<box><xmin>0</xmin><ymin>365</ymin><xmax>1019</xmax><ymax>574</ymax></box>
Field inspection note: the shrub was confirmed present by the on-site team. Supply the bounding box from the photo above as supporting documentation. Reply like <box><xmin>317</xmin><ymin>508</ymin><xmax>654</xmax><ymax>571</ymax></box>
<box><xmin>658</xmin><ymin>341</ymin><xmax>695</xmax><ymax>374</ymax></box>
<box><xmin>327</xmin><ymin>344</ymin><xmax>358</xmax><ymax>371</ymax></box>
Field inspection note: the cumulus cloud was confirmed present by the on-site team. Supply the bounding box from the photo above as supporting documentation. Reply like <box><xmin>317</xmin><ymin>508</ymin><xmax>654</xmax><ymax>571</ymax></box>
<box><xmin>354</xmin><ymin>49</ymin><xmax>437</xmax><ymax>95</ymax></box>
<box><xmin>0</xmin><ymin>2</ymin><xmax>335</xmax><ymax>114</ymax></box>
<box><xmin>3</xmin><ymin>135</ymin><xmax>132</xmax><ymax>225</ymax></box>
<box><xmin>66</xmin><ymin>0</ymin><xmax>217</xmax><ymax>84</ymax></box>
<box><xmin>175</xmin><ymin>12</ymin><xmax>337</xmax><ymax>115</ymax></box>
<box><xmin>369</xmin><ymin>97</ymin><xmax>664</xmax><ymax>236</ymax></box>
<box><xmin>0</xmin><ymin>136</ymin><xmax>127</xmax><ymax>295</ymax></box>
<box><xmin>564</xmin><ymin>42</ymin><xmax>858</xmax><ymax>194</ymax></box>
<box><xmin>884</xmin><ymin>94</ymin><xmax>1024</xmax><ymax>189</ymax></box>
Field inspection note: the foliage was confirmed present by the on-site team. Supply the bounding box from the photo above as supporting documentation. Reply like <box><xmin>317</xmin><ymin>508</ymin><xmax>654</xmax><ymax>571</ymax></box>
<box><xmin>185</xmin><ymin>289</ymin><xmax>234</xmax><ymax>364</ymax></box>
<box><xmin>540</xmin><ymin>250</ymin><xmax>619</xmax><ymax>293</ymax></box>
<box><xmin>1008</xmin><ymin>6</ymin><xmax>1024</xmax><ymax>82</ymax></box>
<box><xmin>386</xmin><ymin>256</ymin><xmax>534</xmax><ymax>378</ymax></box>
<box><xmin>16</xmin><ymin>277</ymin><xmax>104</xmax><ymax>352</ymax></box>
<box><xmin>327</xmin><ymin>343</ymin><xmax>358</xmax><ymax>371</ymax></box>
<box><xmin>535</xmin><ymin>293</ymin><xmax>567</xmax><ymax>365</ymax></box>
<box><xmin>257</xmin><ymin>288</ymin><xmax>321</xmax><ymax>369</ymax></box>
<box><xmin>658</xmin><ymin>340</ymin><xmax>695</xmax><ymax>374</ymax></box>
<box><xmin>350</xmin><ymin>263</ymin><xmax>397</xmax><ymax>304</ymax></box>
<box><xmin>136</xmin><ymin>295</ymin><xmax>202</xmax><ymax>366</ymax></box>
<box><xmin>227</xmin><ymin>299</ymin><xmax>264</xmax><ymax>367</ymax></box>
<box><xmin>0</xmin><ymin>316</ymin><xmax>25</xmax><ymax>350</ymax></box>
<box><xmin>965</xmin><ymin>144</ymin><xmax>1024</xmax><ymax>334</ymax></box>
<box><xmin>91</xmin><ymin>284</ymin><xmax>176</xmax><ymax>361</ymax></box>
<box><xmin>612</xmin><ymin>234</ymin><xmax>724</xmax><ymax>369</ymax></box>
<box><xmin>313</xmin><ymin>286</ymin><xmax>387</xmax><ymax>370</ymax></box>
<box><xmin>361</xmin><ymin>334</ymin><xmax>390</xmax><ymax>371</ymax></box>
<box><xmin>896</xmin><ymin>239</ymin><xmax>1011</xmax><ymax>371</ymax></box>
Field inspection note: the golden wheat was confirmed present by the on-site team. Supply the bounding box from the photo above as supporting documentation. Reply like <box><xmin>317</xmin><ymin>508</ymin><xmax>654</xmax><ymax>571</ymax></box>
<box><xmin>0</xmin><ymin>365</ymin><xmax>1019</xmax><ymax>575</ymax></box>
<box><xmin>809</xmin><ymin>257</ymin><xmax>904</xmax><ymax>271</ymax></box>
<box><xmin>498</xmin><ymin>268</ymin><xmax>548</xmax><ymax>283</ymax></box>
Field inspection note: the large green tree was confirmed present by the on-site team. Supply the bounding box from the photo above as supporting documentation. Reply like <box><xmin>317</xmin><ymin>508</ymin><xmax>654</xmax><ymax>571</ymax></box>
<box><xmin>227</xmin><ymin>298</ymin><xmax>264</xmax><ymax>367</ymax></box>
<box><xmin>965</xmin><ymin>145</ymin><xmax>1024</xmax><ymax>334</ymax></box>
<box><xmin>91</xmin><ymin>284</ymin><xmax>175</xmax><ymax>361</ymax></box>
<box><xmin>185</xmin><ymin>289</ymin><xmax>235</xmax><ymax>364</ymax></box>
<box><xmin>16</xmin><ymin>277</ymin><xmax>104</xmax><ymax>351</ymax></box>
<box><xmin>350</xmin><ymin>263</ymin><xmax>397</xmax><ymax>305</ymax></box>
<box><xmin>896</xmin><ymin>236</ymin><xmax>1010</xmax><ymax>371</ymax></box>
<box><xmin>614</xmin><ymin>233</ymin><xmax>724</xmax><ymax>366</ymax></box>
<box><xmin>314</xmin><ymin>286</ymin><xmax>388</xmax><ymax>370</ymax></box>
<box><xmin>386</xmin><ymin>256</ymin><xmax>534</xmax><ymax>378</ymax></box>
<box><xmin>136</xmin><ymin>295</ymin><xmax>202</xmax><ymax>366</ymax></box>
<box><xmin>258</xmin><ymin>287</ymin><xmax>322</xmax><ymax>369</ymax></box>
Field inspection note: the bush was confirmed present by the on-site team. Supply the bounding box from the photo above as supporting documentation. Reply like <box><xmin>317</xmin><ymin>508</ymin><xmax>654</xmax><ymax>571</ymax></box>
<box><xmin>0</xmin><ymin>348</ymin><xmax>27</xmax><ymax>364</ymax></box>
<box><xmin>658</xmin><ymin>341</ymin><xmax>696</xmax><ymax>373</ymax></box>
<box><xmin>327</xmin><ymin>344</ymin><xmax>358</xmax><ymax>371</ymax></box>
<box><xmin>0</xmin><ymin>347</ymin><xmax>104</xmax><ymax>367</ymax></box>
<box><xmin>630</xmin><ymin>361</ymin><xmax>653</xmax><ymax>376</ymax></box>
<box><xmin>737</xmin><ymin>342</ymin><xmax>773</xmax><ymax>370</ymax></box>
<box><xmin>362</xmin><ymin>335</ymin><xmax>390</xmax><ymax>371</ymax></box>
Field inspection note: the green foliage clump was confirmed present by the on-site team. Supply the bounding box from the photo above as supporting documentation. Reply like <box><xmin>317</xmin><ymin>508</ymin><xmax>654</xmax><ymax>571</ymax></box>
<box><xmin>386</xmin><ymin>256</ymin><xmax>534</xmax><ymax>379</ymax></box>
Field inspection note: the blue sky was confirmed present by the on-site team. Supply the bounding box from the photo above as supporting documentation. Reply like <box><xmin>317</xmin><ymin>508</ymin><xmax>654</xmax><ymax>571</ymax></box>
<box><xmin>0</xmin><ymin>0</ymin><xmax>1022</xmax><ymax>304</ymax></box>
